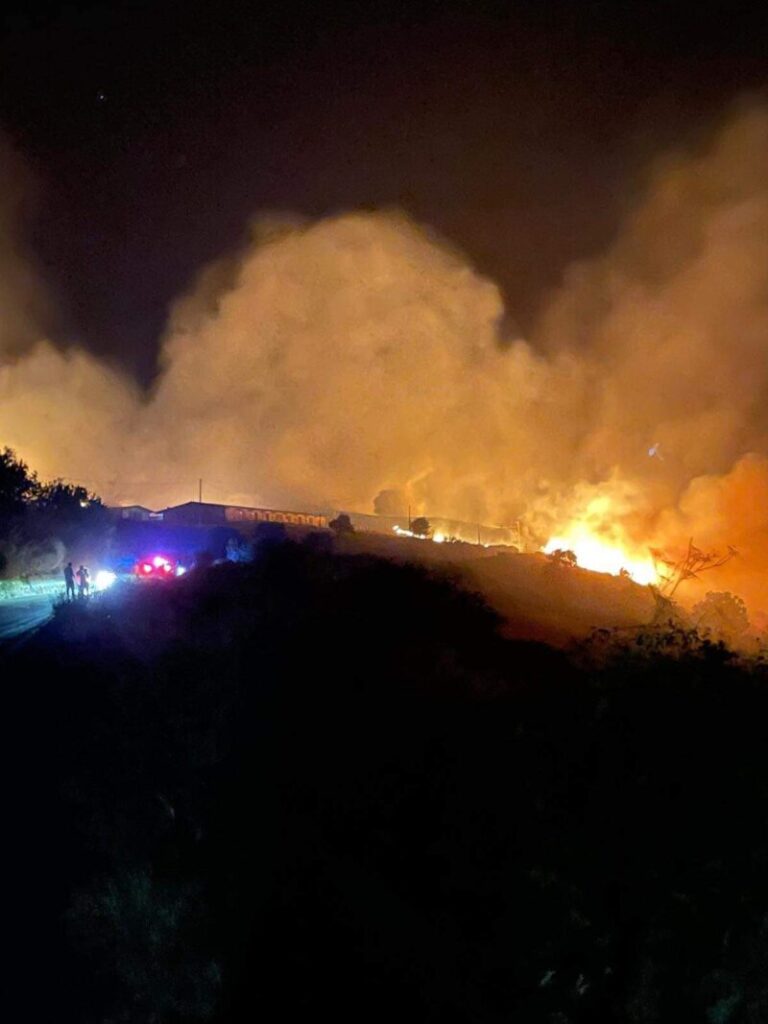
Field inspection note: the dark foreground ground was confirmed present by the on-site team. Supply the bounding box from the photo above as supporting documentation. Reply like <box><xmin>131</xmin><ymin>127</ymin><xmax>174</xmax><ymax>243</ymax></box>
<box><xmin>5</xmin><ymin>535</ymin><xmax>768</xmax><ymax>1023</ymax></box>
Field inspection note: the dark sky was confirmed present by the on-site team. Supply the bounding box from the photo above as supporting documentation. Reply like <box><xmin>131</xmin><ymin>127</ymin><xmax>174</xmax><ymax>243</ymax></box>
<box><xmin>1</xmin><ymin>0</ymin><xmax>766</xmax><ymax>381</ymax></box>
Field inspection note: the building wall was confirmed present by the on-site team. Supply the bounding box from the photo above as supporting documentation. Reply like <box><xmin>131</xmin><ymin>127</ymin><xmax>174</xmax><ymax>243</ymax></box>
<box><xmin>224</xmin><ymin>506</ymin><xmax>327</xmax><ymax>528</ymax></box>
<box><xmin>162</xmin><ymin>503</ymin><xmax>228</xmax><ymax>526</ymax></box>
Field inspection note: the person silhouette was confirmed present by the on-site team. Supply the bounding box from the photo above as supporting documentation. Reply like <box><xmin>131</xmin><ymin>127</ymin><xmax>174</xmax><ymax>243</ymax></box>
<box><xmin>76</xmin><ymin>564</ymin><xmax>90</xmax><ymax>598</ymax></box>
<box><xmin>64</xmin><ymin>561</ymin><xmax>76</xmax><ymax>601</ymax></box>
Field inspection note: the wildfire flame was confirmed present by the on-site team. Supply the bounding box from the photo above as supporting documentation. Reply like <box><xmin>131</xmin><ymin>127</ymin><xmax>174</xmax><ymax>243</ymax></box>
<box><xmin>543</xmin><ymin>527</ymin><xmax>659</xmax><ymax>584</ymax></box>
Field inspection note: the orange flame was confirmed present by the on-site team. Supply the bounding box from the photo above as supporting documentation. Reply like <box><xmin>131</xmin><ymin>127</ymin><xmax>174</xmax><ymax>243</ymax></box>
<box><xmin>542</xmin><ymin>492</ymin><xmax>659</xmax><ymax>584</ymax></box>
<box><xmin>543</xmin><ymin>528</ymin><xmax>659</xmax><ymax>583</ymax></box>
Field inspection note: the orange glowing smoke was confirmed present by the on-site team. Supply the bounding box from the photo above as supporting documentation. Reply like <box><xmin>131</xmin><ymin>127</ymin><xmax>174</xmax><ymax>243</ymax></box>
<box><xmin>651</xmin><ymin>454</ymin><xmax>768</xmax><ymax>613</ymax></box>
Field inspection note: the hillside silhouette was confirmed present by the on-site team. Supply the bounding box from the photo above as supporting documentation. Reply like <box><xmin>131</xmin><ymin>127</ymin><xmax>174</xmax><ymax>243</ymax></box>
<box><xmin>6</xmin><ymin>535</ymin><xmax>768</xmax><ymax>1023</ymax></box>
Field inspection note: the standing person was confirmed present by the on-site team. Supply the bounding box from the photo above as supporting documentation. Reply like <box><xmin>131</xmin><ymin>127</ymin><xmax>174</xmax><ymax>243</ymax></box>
<box><xmin>76</xmin><ymin>564</ymin><xmax>90</xmax><ymax>598</ymax></box>
<box><xmin>64</xmin><ymin>561</ymin><xmax>76</xmax><ymax>601</ymax></box>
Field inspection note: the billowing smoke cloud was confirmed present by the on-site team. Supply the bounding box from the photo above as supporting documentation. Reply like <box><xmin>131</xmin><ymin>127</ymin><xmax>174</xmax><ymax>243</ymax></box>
<box><xmin>138</xmin><ymin>213</ymin><xmax>575</xmax><ymax>518</ymax></box>
<box><xmin>537</xmin><ymin>102</ymin><xmax>768</xmax><ymax>493</ymax></box>
<box><xmin>2</xmin><ymin>101</ymin><xmax>768</xmax><ymax>613</ymax></box>
<box><xmin>531</xmin><ymin>101</ymin><xmax>768</xmax><ymax>610</ymax></box>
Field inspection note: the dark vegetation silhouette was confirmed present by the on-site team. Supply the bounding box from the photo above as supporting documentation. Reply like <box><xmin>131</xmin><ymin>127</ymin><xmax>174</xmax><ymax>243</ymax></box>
<box><xmin>329</xmin><ymin>512</ymin><xmax>355</xmax><ymax>535</ymax></box>
<box><xmin>410</xmin><ymin>515</ymin><xmax>431</xmax><ymax>537</ymax></box>
<box><xmin>5</xmin><ymin>533</ymin><xmax>768</xmax><ymax>1024</ymax></box>
<box><xmin>546</xmin><ymin>547</ymin><xmax>578</xmax><ymax>568</ymax></box>
<box><xmin>0</xmin><ymin>445</ymin><xmax>37</xmax><ymax>515</ymax></box>
<box><xmin>0</xmin><ymin>447</ymin><xmax>110</xmax><ymax>576</ymax></box>
<box><xmin>692</xmin><ymin>591</ymin><xmax>750</xmax><ymax>644</ymax></box>
<box><xmin>652</xmin><ymin>538</ymin><xmax>738</xmax><ymax>597</ymax></box>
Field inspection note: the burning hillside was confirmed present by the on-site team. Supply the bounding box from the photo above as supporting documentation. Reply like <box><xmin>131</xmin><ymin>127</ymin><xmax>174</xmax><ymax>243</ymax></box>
<box><xmin>1</xmin><ymin>104</ymin><xmax>768</xmax><ymax>620</ymax></box>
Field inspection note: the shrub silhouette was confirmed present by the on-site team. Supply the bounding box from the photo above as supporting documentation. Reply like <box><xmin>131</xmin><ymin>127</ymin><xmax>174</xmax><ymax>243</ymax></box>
<box><xmin>329</xmin><ymin>513</ymin><xmax>355</xmax><ymax>535</ymax></box>
<box><xmin>693</xmin><ymin>591</ymin><xmax>750</xmax><ymax>644</ymax></box>
<box><xmin>547</xmin><ymin>547</ymin><xmax>578</xmax><ymax>567</ymax></box>
<box><xmin>410</xmin><ymin>516</ymin><xmax>431</xmax><ymax>537</ymax></box>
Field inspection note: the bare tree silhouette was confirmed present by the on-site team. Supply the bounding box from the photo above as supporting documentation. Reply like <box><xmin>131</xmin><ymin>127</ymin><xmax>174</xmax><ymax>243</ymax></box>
<box><xmin>651</xmin><ymin>538</ymin><xmax>737</xmax><ymax>598</ymax></box>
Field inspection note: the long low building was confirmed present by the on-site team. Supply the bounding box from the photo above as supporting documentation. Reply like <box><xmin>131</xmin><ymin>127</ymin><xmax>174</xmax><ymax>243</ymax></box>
<box><xmin>159</xmin><ymin>501</ymin><xmax>328</xmax><ymax>529</ymax></box>
<box><xmin>110</xmin><ymin>501</ymin><xmax>521</xmax><ymax>548</ymax></box>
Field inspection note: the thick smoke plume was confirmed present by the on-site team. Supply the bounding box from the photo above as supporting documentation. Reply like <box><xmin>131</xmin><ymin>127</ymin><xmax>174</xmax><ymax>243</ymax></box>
<box><xmin>2</xmin><ymin>102</ymin><xmax>768</xmax><ymax>614</ymax></box>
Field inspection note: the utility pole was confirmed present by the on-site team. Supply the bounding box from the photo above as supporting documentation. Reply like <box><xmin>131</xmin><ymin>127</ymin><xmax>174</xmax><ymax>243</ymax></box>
<box><xmin>408</xmin><ymin>504</ymin><xmax>411</xmax><ymax>531</ymax></box>
<box><xmin>198</xmin><ymin>478</ymin><xmax>202</xmax><ymax>504</ymax></box>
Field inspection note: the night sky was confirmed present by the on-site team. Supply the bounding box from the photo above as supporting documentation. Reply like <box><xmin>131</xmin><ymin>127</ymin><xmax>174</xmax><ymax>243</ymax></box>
<box><xmin>1</xmin><ymin>0</ymin><xmax>766</xmax><ymax>382</ymax></box>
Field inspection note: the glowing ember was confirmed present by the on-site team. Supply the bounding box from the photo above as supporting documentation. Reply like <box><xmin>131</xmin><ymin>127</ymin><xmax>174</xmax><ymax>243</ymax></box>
<box><xmin>543</xmin><ymin>529</ymin><xmax>658</xmax><ymax>584</ymax></box>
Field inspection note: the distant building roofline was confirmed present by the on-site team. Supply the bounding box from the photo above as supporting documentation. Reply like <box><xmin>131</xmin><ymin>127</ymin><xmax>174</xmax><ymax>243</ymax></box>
<box><xmin>162</xmin><ymin>500</ymin><xmax>326</xmax><ymax>518</ymax></box>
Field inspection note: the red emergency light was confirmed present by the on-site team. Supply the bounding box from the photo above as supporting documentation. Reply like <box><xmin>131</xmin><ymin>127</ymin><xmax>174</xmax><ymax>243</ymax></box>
<box><xmin>136</xmin><ymin>555</ymin><xmax>177</xmax><ymax>579</ymax></box>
